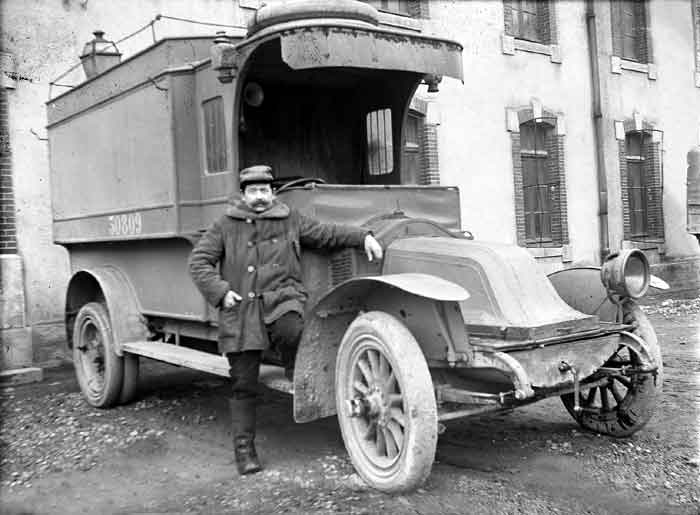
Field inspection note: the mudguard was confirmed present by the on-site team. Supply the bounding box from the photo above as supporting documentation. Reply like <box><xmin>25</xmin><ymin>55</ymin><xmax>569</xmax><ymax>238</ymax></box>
<box><xmin>65</xmin><ymin>265</ymin><xmax>148</xmax><ymax>355</ymax></box>
<box><xmin>293</xmin><ymin>273</ymin><xmax>469</xmax><ymax>423</ymax></box>
<box><xmin>547</xmin><ymin>266</ymin><xmax>666</xmax><ymax>321</ymax></box>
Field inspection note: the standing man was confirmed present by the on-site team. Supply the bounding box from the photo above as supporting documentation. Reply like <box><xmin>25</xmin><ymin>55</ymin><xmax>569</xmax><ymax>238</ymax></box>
<box><xmin>188</xmin><ymin>165</ymin><xmax>383</xmax><ymax>475</ymax></box>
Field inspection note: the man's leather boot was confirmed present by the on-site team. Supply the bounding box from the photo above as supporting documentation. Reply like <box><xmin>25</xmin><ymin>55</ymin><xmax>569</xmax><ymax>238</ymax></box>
<box><xmin>230</xmin><ymin>398</ymin><xmax>262</xmax><ymax>475</ymax></box>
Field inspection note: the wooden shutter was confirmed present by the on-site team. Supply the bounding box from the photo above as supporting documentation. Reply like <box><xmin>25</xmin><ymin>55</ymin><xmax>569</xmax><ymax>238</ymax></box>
<box><xmin>644</xmin><ymin>139</ymin><xmax>664</xmax><ymax>238</ymax></box>
<box><xmin>611</xmin><ymin>0</ymin><xmax>624</xmax><ymax>57</ymax></box>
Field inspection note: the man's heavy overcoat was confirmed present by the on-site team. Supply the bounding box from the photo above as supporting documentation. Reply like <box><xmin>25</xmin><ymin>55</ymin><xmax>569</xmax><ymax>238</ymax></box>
<box><xmin>188</xmin><ymin>198</ymin><xmax>367</xmax><ymax>353</ymax></box>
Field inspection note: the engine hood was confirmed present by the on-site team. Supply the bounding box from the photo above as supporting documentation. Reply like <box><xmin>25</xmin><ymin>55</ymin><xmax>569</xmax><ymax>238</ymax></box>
<box><xmin>384</xmin><ymin>237</ymin><xmax>599</xmax><ymax>341</ymax></box>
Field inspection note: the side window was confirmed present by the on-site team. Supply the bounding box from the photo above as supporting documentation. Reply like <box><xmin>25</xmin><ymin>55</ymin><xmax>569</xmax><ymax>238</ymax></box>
<box><xmin>366</xmin><ymin>108</ymin><xmax>394</xmax><ymax>176</ymax></box>
<box><xmin>625</xmin><ymin>132</ymin><xmax>649</xmax><ymax>237</ymax></box>
<box><xmin>618</xmin><ymin>127</ymin><xmax>664</xmax><ymax>240</ymax></box>
<box><xmin>520</xmin><ymin>120</ymin><xmax>555</xmax><ymax>243</ymax></box>
<box><xmin>402</xmin><ymin>111</ymin><xmax>423</xmax><ymax>185</ymax></box>
<box><xmin>611</xmin><ymin>0</ymin><xmax>652</xmax><ymax>64</ymax></box>
<box><xmin>507</xmin><ymin>105</ymin><xmax>569</xmax><ymax>249</ymax></box>
<box><xmin>202</xmin><ymin>96</ymin><xmax>228</xmax><ymax>173</ymax></box>
<box><xmin>504</xmin><ymin>0</ymin><xmax>554</xmax><ymax>45</ymax></box>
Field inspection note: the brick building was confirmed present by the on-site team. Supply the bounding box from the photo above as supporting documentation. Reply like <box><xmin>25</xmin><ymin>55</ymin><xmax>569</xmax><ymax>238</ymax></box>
<box><xmin>0</xmin><ymin>0</ymin><xmax>698</xmax><ymax>369</ymax></box>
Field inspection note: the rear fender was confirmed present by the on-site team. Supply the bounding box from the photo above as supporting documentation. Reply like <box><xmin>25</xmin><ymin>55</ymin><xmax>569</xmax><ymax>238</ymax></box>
<box><xmin>65</xmin><ymin>266</ymin><xmax>148</xmax><ymax>355</ymax></box>
<box><xmin>293</xmin><ymin>273</ymin><xmax>469</xmax><ymax>423</ymax></box>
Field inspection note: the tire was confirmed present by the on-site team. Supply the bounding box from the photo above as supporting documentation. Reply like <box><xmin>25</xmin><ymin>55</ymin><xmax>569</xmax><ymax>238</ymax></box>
<box><xmin>561</xmin><ymin>301</ymin><xmax>662</xmax><ymax>437</ymax></box>
<box><xmin>119</xmin><ymin>353</ymin><xmax>140</xmax><ymax>405</ymax></box>
<box><xmin>335</xmin><ymin>311</ymin><xmax>437</xmax><ymax>493</ymax></box>
<box><xmin>73</xmin><ymin>302</ymin><xmax>124</xmax><ymax>408</ymax></box>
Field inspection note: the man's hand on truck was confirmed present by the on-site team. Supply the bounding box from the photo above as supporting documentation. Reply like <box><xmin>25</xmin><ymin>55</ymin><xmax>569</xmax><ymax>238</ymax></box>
<box><xmin>223</xmin><ymin>290</ymin><xmax>243</xmax><ymax>309</ymax></box>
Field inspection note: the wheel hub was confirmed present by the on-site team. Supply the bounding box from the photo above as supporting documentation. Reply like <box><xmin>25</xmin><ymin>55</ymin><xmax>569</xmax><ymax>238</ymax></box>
<box><xmin>365</xmin><ymin>386</ymin><xmax>386</xmax><ymax>418</ymax></box>
<box><xmin>347</xmin><ymin>385</ymin><xmax>389</xmax><ymax>423</ymax></box>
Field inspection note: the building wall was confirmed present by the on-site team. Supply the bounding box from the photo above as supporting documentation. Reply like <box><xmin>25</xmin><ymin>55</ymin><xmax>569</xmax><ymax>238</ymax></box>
<box><xmin>423</xmin><ymin>0</ymin><xmax>700</xmax><ymax>275</ymax></box>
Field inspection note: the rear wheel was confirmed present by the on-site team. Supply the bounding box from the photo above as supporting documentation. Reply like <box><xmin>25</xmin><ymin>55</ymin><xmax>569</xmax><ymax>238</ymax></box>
<box><xmin>561</xmin><ymin>301</ymin><xmax>662</xmax><ymax>436</ymax></box>
<box><xmin>335</xmin><ymin>311</ymin><xmax>437</xmax><ymax>493</ymax></box>
<box><xmin>73</xmin><ymin>302</ymin><xmax>124</xmax><ymax>408</ymax></box>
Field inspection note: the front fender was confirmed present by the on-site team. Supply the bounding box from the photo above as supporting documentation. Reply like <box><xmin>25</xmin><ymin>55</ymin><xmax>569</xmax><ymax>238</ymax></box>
<box><xmin>65</xmin><ymin>266</ymin><xmax>148</xmax><ymax>356</ymax></box>
<box><xmin>293</xmin><ymin>273</ymin><xmax>469</xmax><ymax>423</ymax></box>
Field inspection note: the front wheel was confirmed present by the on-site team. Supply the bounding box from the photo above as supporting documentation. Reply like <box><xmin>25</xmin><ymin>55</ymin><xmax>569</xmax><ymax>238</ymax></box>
<box><xmin>335</xmin><ymin>311</ymin><xmax>437</xmax><ymax>493</ymax></box>
<box><xmin>561</xmin><ymin>301</ymin><xmax>662</xmax><ymax>437</ymax></box>
<box><xmin>73</xmin><ymin>302</ymin><xmax>124</xmax><ymax>408</ymax></box>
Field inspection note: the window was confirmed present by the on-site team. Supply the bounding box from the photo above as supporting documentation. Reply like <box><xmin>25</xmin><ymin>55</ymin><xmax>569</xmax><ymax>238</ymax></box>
<box><xmin>504</xmin><ymin>0</ymin><xmax>553</xmax><ymax>44</ymax></box>
<box><xmin>520</xmin><ymin>120</ymin><xmax>555</xmax><ymax>242</ymax></box>
<box><xmin>363</xmin><ymin>0</ymin><xmax>410</xmax><ymax>15</ymax></box>
<box><xmin>366</xmin><ymin>109</ymin><xmax>393</xmax><ymax>176</ymax></box>
<box><xmin>401</xmin><ymin>111</ymin><xmax>423</xmax><ymax>184</ymax></box>
<box><xmin>508</xmin><ymin>107</ymin><xmax>569</xmax><ymax>248</ymax></box>
<box><xmin>625</xmin><ymin>132</ymin><xmax>649</xmax><ymax>237</ymax></box>
<box><xmin>611</xmin><ymin>0</ymin><xmax>651</xmax><ymax>63</ymax></box>
<box><xmin>202</xmin><ymin>96</ymin><xmax>227</xmax><ymax>173</ymax></box>
<box><xmin>618</xmin><ymin>126</ymin><xmax>664</xmax><ymax>240</ymax></box>
<box><xmin>361</xmin><ymin>0</ymin><xmax>429</xmax><ymax>18</ymax></box>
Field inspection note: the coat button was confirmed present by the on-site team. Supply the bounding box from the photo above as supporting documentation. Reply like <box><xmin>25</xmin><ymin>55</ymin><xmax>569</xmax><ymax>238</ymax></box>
<box><xmin>247</xmin><ymin>241</ymin><xmax>254</xmax><ymax>247</ymax></box>
<box><xmin>245</xmin><ymin>218</ymin><xmax>252</xmax><ymax>224</ymax></box>
<box><xmin>248</xmin><ymin>292</ymin><xmax>256</xmax><ymax>299</ymax></box>
<box><xmin>272</xmin><ymin>238</ymin><xmax>277</xmax><ymax>243</ymax></box>
<box><xmin>247</xmin><ymin>265</ymin><xmax>255</xmax><ymax>273</ymax></box>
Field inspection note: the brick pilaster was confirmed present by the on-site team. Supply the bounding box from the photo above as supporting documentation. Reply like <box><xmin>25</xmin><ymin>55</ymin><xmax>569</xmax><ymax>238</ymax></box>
<box><xmin>419</xmin><ymin>123</ymin><xmax>440</xmax><ymax>185</ymax></box>
<box><xmin>511</xmin><ymin>133</ymin><xmax>526</xmax><ymax>246</ymax></box>
<box><xmin>0</xmin><ymin>87</ymin><xmax>17</xmax><ymax>255</ymax></box>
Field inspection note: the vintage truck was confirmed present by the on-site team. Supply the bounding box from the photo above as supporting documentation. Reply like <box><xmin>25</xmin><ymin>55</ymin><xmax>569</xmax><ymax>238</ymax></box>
<box><xmin>47</xmin><ymin>0</ymin><xmax>662</xmax><ymax>492</ymax></box>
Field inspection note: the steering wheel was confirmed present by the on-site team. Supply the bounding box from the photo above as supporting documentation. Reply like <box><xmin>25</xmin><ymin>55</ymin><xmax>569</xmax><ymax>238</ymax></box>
<box><xmin>274</xmin><ymin>177</ymin><xmax>326</xmax><ymax>194</ymax></box>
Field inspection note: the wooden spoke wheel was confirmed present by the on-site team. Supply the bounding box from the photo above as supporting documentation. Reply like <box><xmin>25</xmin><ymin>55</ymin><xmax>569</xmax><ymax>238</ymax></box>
<box><xmin>561</xmin><ymin>301</ymin><xmax>662</xmax><ymax>437</ymax></box>
<box><xmin>73</xmin><ymin>302</ymin><xmax>124</xmax><ymax>408</ymax></box>
<box><xmin>336</xmin><ymin>311</ymin><xmax>437</xmax><ymax>493</ymax></box>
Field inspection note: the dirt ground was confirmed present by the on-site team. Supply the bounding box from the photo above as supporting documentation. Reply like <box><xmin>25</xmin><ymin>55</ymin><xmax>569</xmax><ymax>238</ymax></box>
<box><xmin>1</xmin><ymin>293</ymin><xmax>699</xmax><ymax>515</ymax></box>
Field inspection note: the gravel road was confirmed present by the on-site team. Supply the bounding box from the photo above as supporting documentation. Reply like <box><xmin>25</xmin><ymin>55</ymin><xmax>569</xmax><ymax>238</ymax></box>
<box><xmin>1</xmin><ymin>294</ymin><xmax>698</xmax><ymax>514</ymax></box>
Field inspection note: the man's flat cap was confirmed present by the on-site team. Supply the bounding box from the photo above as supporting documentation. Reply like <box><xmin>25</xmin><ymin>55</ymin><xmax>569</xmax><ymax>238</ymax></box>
<box><xmin>239</xmin><ymin>165</ymin><xmax>274</xmax><ymax>189</ymax></box>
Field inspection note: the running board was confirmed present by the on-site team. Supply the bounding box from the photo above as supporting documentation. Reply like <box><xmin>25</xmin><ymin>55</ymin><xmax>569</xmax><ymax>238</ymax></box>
<box><xmin>121</xmin><ymin>341</ymin><xmax>293</xmax><ymax>394</ymax></box>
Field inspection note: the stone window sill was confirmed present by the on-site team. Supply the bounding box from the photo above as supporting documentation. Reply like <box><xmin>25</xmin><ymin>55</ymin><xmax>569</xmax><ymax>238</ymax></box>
<box><xmin>623</xmin><ymin>239</ymin><xmax>665</xmax><ymax>254</ymax></box>
<box><xmin>610</xmin><ymin>56</ymin><xmax>657</xmax><ymax>80</ymax></box>
<box><xmin>502</xmin><ymin>34</ymin><xmax>562</xmax><ymax>64</ymax></box>
<box><xmin>527</xmin><ymin>244</ymin><xmax>573</xmax><ymax>262</ymax></box>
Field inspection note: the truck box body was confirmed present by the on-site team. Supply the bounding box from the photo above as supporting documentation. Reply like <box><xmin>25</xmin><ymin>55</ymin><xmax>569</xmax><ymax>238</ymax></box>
<box><xmin>47</xmin><ymin>37</ymin><xmax>235</xmax><ymax>244</ymax></box>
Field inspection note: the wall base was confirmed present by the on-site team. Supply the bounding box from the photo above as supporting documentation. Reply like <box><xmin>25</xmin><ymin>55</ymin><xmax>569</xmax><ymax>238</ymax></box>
<box><xmin>32</xmin><ymin>321</ymin><xmax>70</xmax><ymax>367</ymax></box>
<box><xmin>0</xmin><ymin>327</ymin><xmax>32</xmax><ymax>369</ymax></box>
<box><xmin>651</xmin><ymin>256</ymin><xmax>700</xmax><ymax>292</ymax></box>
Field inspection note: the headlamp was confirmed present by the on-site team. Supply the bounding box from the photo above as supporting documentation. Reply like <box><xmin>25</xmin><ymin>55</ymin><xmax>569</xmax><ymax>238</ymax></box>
<box><xmin>600</xmin><ymin>249</ymin><xmax>650</xmax><ymax>299</ymax></box>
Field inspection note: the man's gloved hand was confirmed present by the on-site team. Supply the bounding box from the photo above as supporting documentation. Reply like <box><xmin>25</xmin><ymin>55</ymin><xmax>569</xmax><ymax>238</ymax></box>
<box><xmin>364</xmin><ymin>234</ymin><xmax>383</xmax><ymax>262</ymax></box>
<box><xmin>222</xmin><ymin>290</ymin><xmax>243</xmax><ymax>309</ymax></box>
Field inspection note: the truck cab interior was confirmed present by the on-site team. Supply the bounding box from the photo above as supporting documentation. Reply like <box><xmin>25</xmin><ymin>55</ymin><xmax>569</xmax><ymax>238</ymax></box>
<box><xmin>236</xmin><ymin>38</ymin><xmax>423</xmax><ymax>187</ymax></box>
